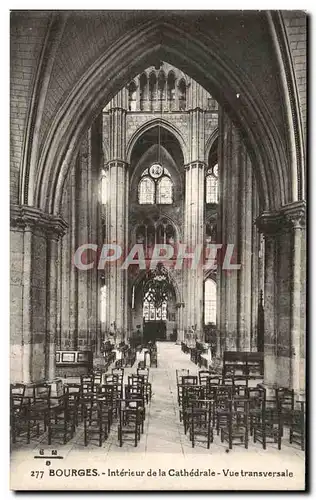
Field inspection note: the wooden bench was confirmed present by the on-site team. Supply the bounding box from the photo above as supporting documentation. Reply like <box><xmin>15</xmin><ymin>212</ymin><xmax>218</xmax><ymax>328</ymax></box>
<box><xmin>223</xmin><ymin>351</ymin><xmax>263</xmax><ymax>378</ymax></box>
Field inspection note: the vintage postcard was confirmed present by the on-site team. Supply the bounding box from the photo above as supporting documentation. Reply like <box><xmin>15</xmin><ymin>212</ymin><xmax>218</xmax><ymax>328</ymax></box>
<box><xmin>10</xmin><ymin>9</ymin><xmax>306</xmax><ymax>491</ymax></box>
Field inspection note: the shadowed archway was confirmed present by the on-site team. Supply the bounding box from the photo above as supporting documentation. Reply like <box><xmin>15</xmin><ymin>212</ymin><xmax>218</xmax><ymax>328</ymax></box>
<box><xmin>32</xmin><ymin>18</ymin><xmax>293</xmax><ymax>215</ymax></box>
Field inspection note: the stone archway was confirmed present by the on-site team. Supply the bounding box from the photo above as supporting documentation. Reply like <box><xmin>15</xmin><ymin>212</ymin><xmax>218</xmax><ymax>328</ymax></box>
<box><xmin>31</xmin><ymin>18</ymin><xmax>294</xmax><ymax>215</ymax></box>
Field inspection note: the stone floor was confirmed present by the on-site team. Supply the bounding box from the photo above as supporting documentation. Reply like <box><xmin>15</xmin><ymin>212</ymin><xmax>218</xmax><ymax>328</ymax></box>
<box><xmin>10</xmin><ymin>343</ymin><xmax>305</xmax><ymax>490</ymax></box>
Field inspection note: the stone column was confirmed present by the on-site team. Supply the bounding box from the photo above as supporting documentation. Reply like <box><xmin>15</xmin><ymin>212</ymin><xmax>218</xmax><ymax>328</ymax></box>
<box><xmin>184</xmin><ymin>91</ymin><xmax>205</xmax><ymax>340</ymax></box>
<box><xmin>256</xmin><ymin>202</ymin><xmax>306</xmax><ymax>396</ymax></box>
<box><xmin>176</xmin><ymin>302</ymin><xmax>185</xmax><ymax>343</ymax></box>
<box><xmin>256</xmin><ymin>213</ymin><xmax>281</xmax><ymax>388</ymax></box>
<box><xmin>104</xmin><ymin>89</ymin><xmax>129</xmax><ymax>342</ymax></box>
<box><xmin>46</xmin><ymin>224</ymin><xmax>67</xmax><ymax>381</ymax></box>
<box><xmin>10</xmin><ymin>206</ymin><xmax>67</xmax><ymax>383</ymax></box>
<box><xmin>283</xmin><ymin>201</ymin><xmax>306</xmax><ymax>396</ymax></box>
<box><xmin>217</xmin><ymin>110</ymin><xmax>258</xmax><ymax>354</ymax></box>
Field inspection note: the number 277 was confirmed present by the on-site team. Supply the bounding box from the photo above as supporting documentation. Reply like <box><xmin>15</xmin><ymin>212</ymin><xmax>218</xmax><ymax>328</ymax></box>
<box><xmin>31</xmin><ymin>471</ymin><xmax>44</xmax><ymax>479</ymax></box>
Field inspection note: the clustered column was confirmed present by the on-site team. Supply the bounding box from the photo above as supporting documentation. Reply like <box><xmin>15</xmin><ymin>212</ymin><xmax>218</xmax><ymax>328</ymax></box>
<box><xmin>257</xmin><ymin>201</ymin><xmax>306</xmax><ymax>396</ymax></box>
<box><xmin>217</xmin><ymin>110</ymin><xmax>261</xmax><ymax>353</ymax></box>
<box><xmin>104</xmin><ymin>90</ymin><xmax>129</xmax><ymax>341</ymax></box>
<box><xmin>183</xmin><ymin>81</ymin><xmax>206</xmax><ymax>340</ymax></box>
<box><xmin>10</xmin><ymin>206</ymin><xmax>67</xmax><ymax>383</ymax></box>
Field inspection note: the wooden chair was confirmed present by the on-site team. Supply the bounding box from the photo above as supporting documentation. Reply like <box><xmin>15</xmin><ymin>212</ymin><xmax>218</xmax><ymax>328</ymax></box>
<box><xmin>181</xmin><ymin>385</ymin><xmax>207</xmax><ymax>434</ymax></box>
<box><xmin>83</xmin><ymin>399</ymin><xmax>108</xmax><ymax>447</ymax></box>
<box><xmin>96</xmin><ymin>384</ymin><xmax>115</xmax><ymax>431</ymax></box>
<box><xmin>124</xmin><ymin>385</ymin><xmax>146</xmax><ymax>432</ymax></box>
<box><xmin>118</xmin><ymin>401</ymin><xmax>142</xmax><ymax>447</ymax></box>
<box><xmin>220</xmin><ymin>398</ymin><xmax>249</xmax><ymax>450</ymax></box>
<box><xmin>47</xmin><ymin>393</ymin><xmax>75</xmax><ymax>445</ymax></box>
<box><xmin>252</xmin><ymin>391</ymin><xmax>282</xmax><ymax>450</ymax></box>
<box><xmin>63</xmin><ymin>383</ymin><xmax>81</xmax><ymax>426</ymax></box>
<box><xmin>289</xmin><ymin>401</ymin><xmax>305</xmax><ymax>451</ymax></box>
<box><xmin>188</xmin><ymin>399</ymin><xmax>214</xmax><ymax>448</ymax></box>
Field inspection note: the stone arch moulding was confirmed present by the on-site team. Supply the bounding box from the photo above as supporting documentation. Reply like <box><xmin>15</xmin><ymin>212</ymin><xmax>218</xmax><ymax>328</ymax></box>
<box><xmin>126</xmin><ymin>118</ymin><xmax>188</xmax><ymax>165</ymax></box>
<box><xmin>204</xmin><ymin>128</ymin><xmax>219</xmax><ymax>161</ymax></box>
<box><xmin>33</xmin><ymin>17</ymin><xmax>292</xmax><ymax>216</ymax></box>
<box><xmin>129</xmin><ymin>268</ymin><xmax>181</xmax><ymax>306</ymax></box>
<box><xmin>266</xmin><ymin>11</ymin><xmax>306</xmax><ymax>202</ymax></box>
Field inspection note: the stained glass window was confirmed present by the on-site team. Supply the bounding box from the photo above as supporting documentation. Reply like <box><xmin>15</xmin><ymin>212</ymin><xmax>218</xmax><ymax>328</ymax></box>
<box><xmin>157</xmin><ymin>176</ymin><xmax>173</xmax><ymax>204</ymax></box>
<box><xmin>204</xmin><ymin>279</ymin><xmax>216</xmax><ymax>324</ymax></box>
<box><xmin>100</xmin><ymin>285</ymin><xmax>107</xmax><ymax>323</ymax></box>
<box><xmin>206</xmin><ymin>164</ymin><xmax>218</xmax><ymax>204</ymax></box>
<box><xmin>143</xmin><ymin>288</ymin><xmax>167</xmax><ymax>321</ymax></box>
<box><xmin>138</xmin><ymin>166</ymin><xmax>173</xmax><ymax>205</ymax></box>
<box><xmin>138</xmin><ymin>177</ymin><xmax>155</xmax><ymax>204</ymax></box>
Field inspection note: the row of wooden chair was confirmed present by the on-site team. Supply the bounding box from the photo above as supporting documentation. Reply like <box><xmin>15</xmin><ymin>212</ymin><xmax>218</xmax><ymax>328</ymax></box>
<box><xmin>176</xmin><ymin>370</ymin><xmax>305</xmax><ymax>451</ymax></box>
<box><xmin>10</xmin><ymin>366</ymin><xmax>153</xmax><ymax>448</ymax></box>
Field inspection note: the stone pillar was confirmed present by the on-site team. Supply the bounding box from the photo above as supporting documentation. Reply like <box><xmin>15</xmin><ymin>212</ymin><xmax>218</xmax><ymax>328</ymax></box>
<box><xmin>176</xmin><ymin>302</ymin><xmax>185</xmax><ymax>343</ymax></box>
<box><xmin>183</xmin><ymin>91</ymin><xmax>205</xmax><ymax>340</ymax></box>
<box><xmin>10</xmin><ymin>206</ymin><xmax>67</xmax><ymax>383</ymax></box>
<box><xmin>257</xmin><ymin>201</ymin><xmax>306</xmax><ymax>396</ymax></box>
<box><xmin>283</xmin><ymin>202</ymin><xmax>306</xmax><ymax>396</ymax></box>
<box><xmin>104</xmin><ymin>89</ymin><xmax>129</xmax><ymax>342</ymax></box>
<box><xmin>46</xmin><ymin>226</ymin><xmax>67</xmax><ymax>381</ymax></box>
<box><xmin>257</xmin><ymin>213</ymin><xmax>280</xmax><ymax>388</ymax></box>
<box><xmin>217</xmin><ymin>110</ymin><xmax>258</xmax><ymax>354</ymax></box>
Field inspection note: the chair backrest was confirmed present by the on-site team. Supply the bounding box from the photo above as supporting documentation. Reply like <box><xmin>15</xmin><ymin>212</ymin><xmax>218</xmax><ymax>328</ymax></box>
<box><xmin>198</xmin><ymin>370</ymin><xmax>213</xmax><ymax>385</ymax></box>
<box><xmin>176</xmin><ymin>369</ymin><xmax>190</xmax><ymax>384</ymax></box>
<box><xmin>92</xmin><ymin>371</ymin><xmax>103</xmax><ymax>385</ymax></box>
<box><xmin>10</xmin><ymin>384</ymin><xmax>26</xmax><ymax>412</ymax></box>
<box><xmin>128</xmin><ymin>375</ymin><xmax>144</xmax><ymax>387</ymax></box>
<box><xmin>112</xmin><ymin>367</ymin><xmax>124</xmax><ymax>379</ymax></box>
<box><xmin>125</xmin><ymin>384</ymin><xmax>145</xmax><ymax>401</ymax></box>
<box><xmin>276</xmin><ymin>387</ymin><xmax>294</xmax><ymax>411</ymax></box>
<box><xmin>33</xmin><ymin>383</ymin><xmax>51</xmax><ymax>402</ymax></box>
<box><xmin>181</xmin><ymin>375</ymin><xmax>198</xmax><ymax>386</ymax></box>
<box><xmin>81</xmin><ymin>375</ymin><xmax>94</xmax><ymax>385</ymax></box>
<box><xmin>137</xmin><ymin>367</ymin><xmax>149</xmax><ymax>381</ymax></box>
<box><xmin>97</xmin><ymin>384</ymin><xmax>115</xmax><ymax>404</ymax></box>
<box><xmin>81</xmin><ymin>381</ymin><xmax>94</xmax><ymax>395</ymax></box>
<box><xmin>63</xmin><ymin>383</ymin><xmax>81</xmax><ymax>394</ymax></box>
<box><xmin>10</xmin><ymin>383</ymin><xmax>25</xmax><ymax>397</ymax></box>
<box><xmin>104</xmin><ymin>374</ymin><xmax>119</xmax><ymax>385</ymax></box>
<box><xmin>183</xmin><ymin>385</ymin><xmax>206</xmax><ymax>404</ymax></box>
<box><xmin>190</xmin><ymin>398</ymin><xmax>212</xmax><ymax>416</ymax></box>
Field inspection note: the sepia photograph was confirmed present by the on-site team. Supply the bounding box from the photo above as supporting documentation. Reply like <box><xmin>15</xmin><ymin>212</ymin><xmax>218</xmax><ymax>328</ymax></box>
<box><xmin>9</xmin><ymin>8</ymin><xmax>307</xmax><ymax>491</ymax></box>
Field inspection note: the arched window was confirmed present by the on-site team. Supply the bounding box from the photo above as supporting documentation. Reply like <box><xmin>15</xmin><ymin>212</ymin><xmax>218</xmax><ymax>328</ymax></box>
<box><xmin>149</xmin><ymin>72</ymin><xmax>157</xmax><ymax>101</ymax></box>
<box><xmin>128</xmin><ymin>81</ymin><xmax>137</xmax><ymax>111</ymax></box>
<box><xmin>158</xmin><ymin>70</ymin><xmax>166</xmax><ymax>101</ymax></box>
<box><xmin>204</xmin><ymin>279</ymin><xmax>216</xmax><ymax>325</ymax></box>
<box><xmin>206</xmin><ymin>164</ymin><xmax>219</xmax><ymax>203</ymax></box>
<box><xmin>178</xmin><ymin>79</ymin><xmax>186</xmax><ymax>110</ymax></box>
<box><xmin>143</xmin><ymin>288</ymin><xmax>167</xmax><ymax>321</ymax></box>
<box><xmin>135</xmin><ymin>220</ymin><xmax>176</xmax><ymax>250</ymax></box>
<box><xmin>101</xmin><ymin>169</ymin><xmax>108</xmax><ymax>204</ymax></box>
<box><xmin>138</xmin><ymin>177</ymin><xmax>155</xmax><ymax>204</ymax></box>
<box><xmin>167</xmin><ymin>72</ymin><xmax>176</xmax><ymax>103</ymax></box>
<box><xmin>157</xmin><ymin>176</ymin><xmax>173</xmax><ymax>204</ymax></box>
<box><xmin>139</xmin><ymin>73</ymin><xmax>147</xmax><ymax>110</ymax></box>
<box><xmin>100</xmin><ymin>284</ymin><xmax>107</xmax><ymax>323</ymax></box>
<box><xmin>138</xmin><ymin>165</ymin><xmax>173</xmax><ymax>205</ymax></box>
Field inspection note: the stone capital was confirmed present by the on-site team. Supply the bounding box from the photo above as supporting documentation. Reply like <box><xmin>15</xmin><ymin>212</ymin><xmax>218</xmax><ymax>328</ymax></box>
<box><xmin>281</xmin><ymin>201</ymin><xmax>306</xmax><ymax>229</ymax></box>
<box><xmin>10</xmin><ymin>205</ymin><xmax>68</xmax><ymax>239</ymax></box>
<box><xmin>105</xmin><ymin>160</ymin><xmax>129</xmax><ymax>170</ymax></box>
<box><xmin>255</xmin><ymin>211</ymin><xmax>288</xmax><ymax>236</ymax></box>
<box><xmin>184</xmin><ymin>161</ymin><xmax>206</xmax><ymax>171</ymax></box>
